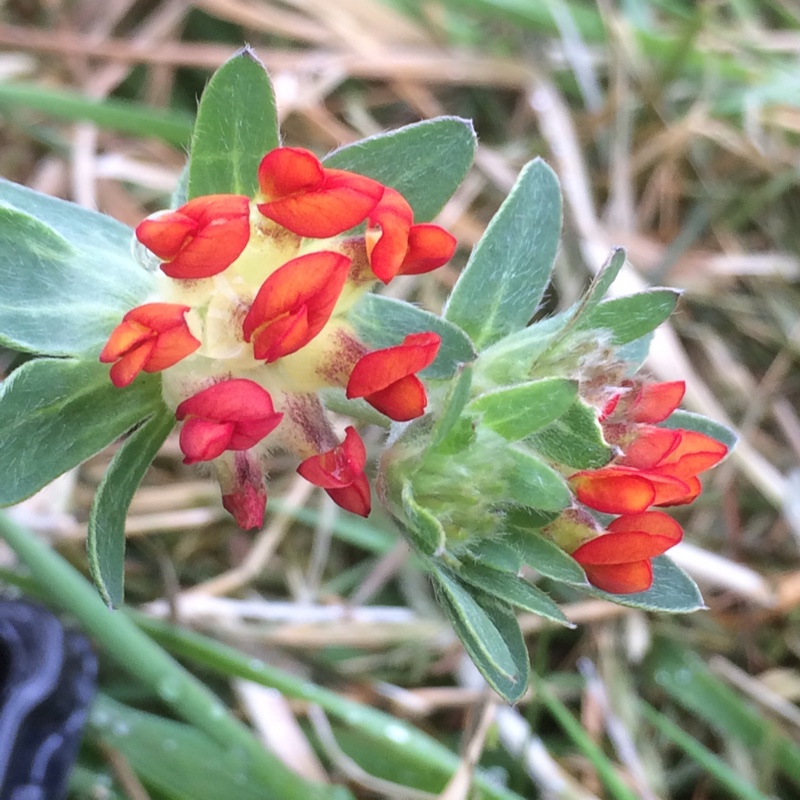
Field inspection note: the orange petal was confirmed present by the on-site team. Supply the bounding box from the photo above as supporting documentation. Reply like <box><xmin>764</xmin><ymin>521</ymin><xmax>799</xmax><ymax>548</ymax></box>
<box><xmin>99</xmin><ymin>320</ymin><xmax>153</xmax><ymax>363</ymax></box>
<box><xmin>656</xmin><ymin>430</ymin><xmax>728</xmax><ymax>477</ymax></box>
<box><xmin>570</xmin><ymin>468</ymin><xmax>656</xmax><ymax>514</ymax></box>
<box><xmin>572</xmin><ymin>531</ymin><xmax>679</xmax><ymax>565</ymax></box>
<box><xmin>618</xmin><ymin>426</ymin><xmax>681</xmax><ymax>469</ymax></box>
<box><xmin>108</xmin><ymin>339</ymin><xmax>155</xmax><ymax>388</ymax></box>
<box><xmin>137</xmin><ymin>195</ymin><xmax>251</xmax><ymax>279</ymax></box>
<box><xmin>243</xmin><ymin>251</ymin><xmax>351</xmax><ymax>362</ymax></box>
<box><xmin>607</xmin><ymin>511</ymin><xmax>683</xmax><ymax>544</ymax></box>
<box><xmin>361</xmin><ymin>374</ymin><xmax>429</xmax><ymax>421</ymax></box>
<box><xmin>653</xmin><ymin>474</ymin><xmax>702</xmax><ymax>507</ymax></box>
<box><xmin>398</xmin><ymin>224</ymin><xmax>456</xmax><ymax>276</ymax></box>
<box><xmin>582</xmin><ymin>561</ymin><xmax>653</xmax><ymax>594</ymax></box>
<box><xmin>629</xmin><ymin>381</ymin><xmax>685</xmax><ymax>423</ymax></box>
<box><xmin>257</xmin><ymin>147</ymin><xmax>384</xmax><ymax>238</ymax></box>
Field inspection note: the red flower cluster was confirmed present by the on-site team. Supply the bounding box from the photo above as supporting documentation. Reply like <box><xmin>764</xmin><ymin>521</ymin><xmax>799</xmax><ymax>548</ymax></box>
<box><xmin>101</xmin><ymin>147</ymin><xmax>456</xmax><ymax>528</ymax></box>
<box><xmin>567</xmin><ymin>381</ymin><xmax>727</xmax><ymax>593</ymax></box>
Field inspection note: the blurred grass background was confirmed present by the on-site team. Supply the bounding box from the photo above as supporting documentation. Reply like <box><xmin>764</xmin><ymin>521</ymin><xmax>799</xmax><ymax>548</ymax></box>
<box><xmin>2</xmin><ymin>1</ymin><xmax>800</xmax><ymax>798</ymax></box>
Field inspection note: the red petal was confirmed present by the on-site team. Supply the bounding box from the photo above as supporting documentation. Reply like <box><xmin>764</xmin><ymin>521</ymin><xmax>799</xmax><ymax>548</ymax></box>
<box><xmin>398</xmin><ymin>224</ymin><xmax>456</xmax><ymax>276</ymax></box>
<box><xmin>176</xmin><ymin>380</ymin><xmax>283</xmax><ymax>463</ymax></box>
<box><xmin>257</xmin><ymin>148</ymin><xmax>384</xmax><ymax>238</ymax></box>
<box><xmin>222</xmin><ymin>487</ymin><xmax>266</xmax><ymax>530</ymax></box>
<box><xmin>176</xmin><ymin>379</ymin><xmax>279</xmax><ymax>424</ymax></box>
<box><xmin>243</xmin><ymin>251</ymin><xmax>351</xmax><ymax>361</ymax></box>
<box><xmin>108</xmin><ymin>339</ymin><xmax>155</xmax><ymax>387</ymax></box>
<box><xmin>216</xmin><ymin>450</ymin><xmax>267</xmax><ymax>529</ymax></box>
<box><xmin>607</xmin><ymin>511</ymin><xmax>683</xmax><ymax>544</ymax></box>
<box><xmin>297</xmin><ymin>426</ymin><xmax>367</xmax><ymax>489</ymax></box>
<box><xmin>583</xmin><ymin>561</ymin><xmax>653</xmax><ymax>594</ymax></box>
<box><xmin>366</xmin><ymin>188</ymin><xmax>413</xmax><ymax>283</ymax></box>
<box><xmin>599</xmin><ymin>393</ymin><xmax>622</xmax><ymax>422</ymax></box>
<box><xmin>179</xmin><ymin>418</ymin><xmax>234</xmax><ymax>464</ymax></box>
<box><xmin>572</xmin><ymin>531</ymin><xmax>678</xmax><ymax>565</ymax></box>
<box><xmin>618</xmin><ymin>426</ymin><xmax>681</xmax><ymax>469</ymax></box>
<box><xmin>124</xmin><ymin>302</ymin><xmax>193</xmax><ymax>331</ymax></box>
<box><xmin>326</xmin><ymin>473</ymin><xmax>372</xmax><ymax>517</ymax></box>
<box><xmin>135</xmin><ymin>212</ymin><xmax>197</xmax><ymax>260</ymax></box>
<box><xmin>346</xmin><ymin>332</ymin><xmax>441</xmax><ymax>398</ymax></box>
<box><xmin>570</xmin><ymin>468</ymin><xmax>656</xmax><ymax>514</ymax></box>
<box><xmin>630</xmin><ymin>381</ymin><xmax>685</xmax><ymax>423</ymax></box>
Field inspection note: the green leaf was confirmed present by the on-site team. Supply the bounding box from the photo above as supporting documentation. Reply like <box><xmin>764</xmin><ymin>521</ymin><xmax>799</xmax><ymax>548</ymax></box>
<box><xmin>0</xmin><ymin>359</ymin><xmax>162</xmax><ymax>506</ymax></box>
<box><xmin>324</xmin><ymin>117</ymin><xmax>476</xmax><ymax>222</ymax></box>
<box><xmin>577</xmin><ymin>289</ymin><xmax>681</xmax><ymax>345</ymax></box>
<box><xmin>89</xmin><ymin>695</ymin><xmax>287</xmax><ymax>800</ymax></box>
<box><xmin>429</xmin><ymin>365</ymin><xmax>473</xmax><ymax>450</ymax></box>
<box><xmin>661</xmin><ymin>410</ymin><xmax>738</xmax><ymax>453</ymax></box>
<box><xmin>465</xmin><ymin>539</ymin><xmax>522</xmax><ymax>573</ymax></box>
<box><xmin>347</xmin><ymin>294</ymin><xmax>476</xmax><ymax>380</ymax></box>
<box><xmin>401</xmin><ymin>480</ymin><xmax>446</xmax><ymax>556</ymax></box>
<box><xmin>0</xmin><ymin>184</ymin><xmax>151</xmax><ymax>356</ymax></box>
<box><xmin>578</xmin><ymin>556</ymin><xmax>705</xmax><ymax>612</ymax></box>
<box><xmin>502</xmin><ymin>525</ymin><xmax>587</xmax><ymax>584</ymax></box>
<box><xmin>468</xmin><ymin>378</ymin><xmax>577</xmax><ymax>440</ymax></box>
<box><xmin>88</xmin><ymin>410</ymin><xmax>175</xmax><ymax>607</ymax></box>
<box><xmin>527</xmin><ymin>397</ymin><xmax>612</xmax><ymax>470</ymax></box>
<box><xmin>444</xmin><ymin>158</ymin><xmax>562</xmax><ymax>350</ymax></box>
<box><xmin>457</xmin><ymin>560</ymin><xmax>572</xmax><ymax>626</ymax></box>
<box><xmin>433</xmin><ymin>567</ymin><xmax>528</xmax><ymax>702</ymax></box>
<box><xmin>579</xmin><ymin>247</ymin><xmax>627</xmax><ymax>315</ymax></box>
<box><xmin>188</xmin><ymin>48</ymin><xmax>279</xmax><ymax>199</ymax></box>
<box><xmin>505</xmin><ymin>447</ymin><xmax>571</xmax><ymax>511</ymax></box>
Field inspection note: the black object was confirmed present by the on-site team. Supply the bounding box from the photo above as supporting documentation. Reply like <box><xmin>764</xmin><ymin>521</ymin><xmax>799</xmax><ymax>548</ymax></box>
<box><xmin>0</xmin><ymin>598</ymin><xmax>97</xmax><ymax>800</ymax></box>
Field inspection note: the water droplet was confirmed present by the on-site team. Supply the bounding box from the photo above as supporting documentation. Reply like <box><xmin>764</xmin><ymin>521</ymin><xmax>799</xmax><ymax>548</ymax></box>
<box><xmin>111</xmin><ymin>720</ymin><xmax>130</xmax><ymax>737</ymax></box>
<box><xmin>654</xmin><ymin>670</ymin><xmax>670</xmax><ymax>686</ymax></box>
<box><xmin>131</xmin><ymin>234</ymin><xmax>162</xmax><ymax>273</ymax></box>
<box><xmin>675</xmin><ymin>668</ymin><xmax>692</xmax><ymax>685</ymax></box>
<box><xmin>233</xmin><ymin>773</ymin><xmax>248</xmax><ymax>786</ymax></box>
<box><xmin>163</xmin><ymin>738</ymin><xmax>178</xmax><ymax>752</ymax></box>
<box><xmin>209</xmin><ymin>703</ymin><xmax>225</xmax><ymax>720</ymax></box>
<box><xmin>248</xmin><ymin>658</ymin><xmax>265</xmax><ymax>672</ymax></box>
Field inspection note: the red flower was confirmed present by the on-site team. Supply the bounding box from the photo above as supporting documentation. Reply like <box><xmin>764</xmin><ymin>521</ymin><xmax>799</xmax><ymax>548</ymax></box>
<box><xmin>242</xmin><ymin>251</ymin><xmax>351</xmax><ymax>362</ymax></box>
<box><xmin>136</xmin><ymin>195</ymin><xmax>251</xmax><ymax>279</ymax></box>
<box><xmin>366</xmin><ymin>188</ymin><xmax>456</xmax><ymax>283</ymax></box>
<box><xmin>99</xmin><ymin>303</ymin><xmax>200</xmax><ymax>387</ymax></box>
<box><xmin>297</xmin><ymin>426</ymin><xmax>371</xmax><ymax>516</ymax></box>
<box><xmin>346</xmin><ymin>332</ymin><xmax>441</xmax><ymax>421</ymax></box>
<box><xmin>572</xmin><ymin>511</ymin><xmax>683</xmax><ymax>593</ymax></box>
<box><xmin>257</xmin><ymin>148</ymin><xmax>384</xmax><ymax>238</ymax></box>
<box><xmin>175</xmin><ymin>379</ymin><xmax>283</xmax><ymax>465</ymax></box>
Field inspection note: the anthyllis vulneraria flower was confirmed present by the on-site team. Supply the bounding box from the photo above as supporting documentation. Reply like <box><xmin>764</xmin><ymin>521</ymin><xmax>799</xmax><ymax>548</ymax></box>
<box><xmin>100</xmin><ymin>147</ymin><xmax>456</xmax><ymax>529</ymax></box>
<box><xmin>548</xmin><ymin>380</ymin><xmax>728</xmax><ymax>592</ymax></box>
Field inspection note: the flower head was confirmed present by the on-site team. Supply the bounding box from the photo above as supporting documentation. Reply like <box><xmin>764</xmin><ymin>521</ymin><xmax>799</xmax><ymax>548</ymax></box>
<box><xmin>135</xmin><ymin>195</ymin><xmax>251</xmax><ymax>279</ymax></box>
<box><xmin>99</xmin><ymin>303</ymin><xmax>200</xmax><ymax>387</ymax></box>
<box><xmin>103</xmin><ymin>146</ymin><xmax>454</xmax><ymax>526</ymax></box>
